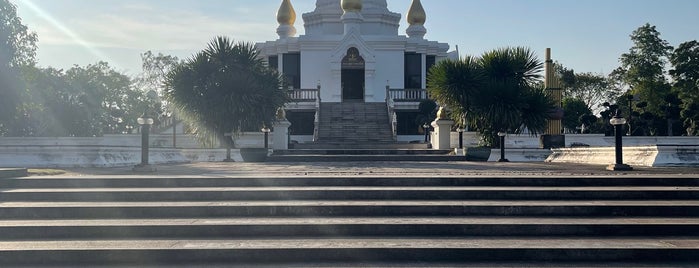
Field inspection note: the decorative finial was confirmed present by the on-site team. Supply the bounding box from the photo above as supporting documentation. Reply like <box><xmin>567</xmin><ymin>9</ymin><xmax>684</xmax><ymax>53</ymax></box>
<box><xmin>407</xmin><ymin>0</ymin><xmax>426</xmax><ymax>26</ymax></box>
<box><xmin>276</xmin><ymin>108</ymin><xmax>287</xmax><ymax>120</ymax></box>
<box><xmin>341</xmin><ymin>0</ymin><xmax>362</xmax><ymax>12</ymax></box>
<box><xmin>437</xmin><ymin>107</ymin><xmax>447</xmax><ymax>119</ymax></box>
<box><xmin>276</xmin><ymin>0</ymin><xmax>297</xmax><ymax>38</ymax></box>
<box><xmin>406</xmin><ymin>0</ymin><xmax>427</xmax><ymax>39</ymax></box>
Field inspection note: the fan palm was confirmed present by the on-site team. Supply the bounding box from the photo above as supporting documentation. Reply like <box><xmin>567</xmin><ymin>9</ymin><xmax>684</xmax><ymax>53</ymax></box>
<box><xmin>427</xmin><ymin>47</ymin><xmax>554</xmax><ymax>146</ymax></box>
<box><xmin>164</xmin><ymin>36</ymin><xmax>289</xmax><ymax>146</ymax></box>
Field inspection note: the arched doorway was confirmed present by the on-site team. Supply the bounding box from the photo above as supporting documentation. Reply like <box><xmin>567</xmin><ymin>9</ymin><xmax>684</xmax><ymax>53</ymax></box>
<box><xmin>341</xmin><ymin>47</ymin><xmax>365</xmax><ymax>102</ymax></box>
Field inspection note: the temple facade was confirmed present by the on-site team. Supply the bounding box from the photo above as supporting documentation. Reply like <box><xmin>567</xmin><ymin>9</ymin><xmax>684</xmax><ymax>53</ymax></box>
<box><xmin>257</xmin><ymin>0</ymin><xmax>455</xmax><ymax>144</ymax></box>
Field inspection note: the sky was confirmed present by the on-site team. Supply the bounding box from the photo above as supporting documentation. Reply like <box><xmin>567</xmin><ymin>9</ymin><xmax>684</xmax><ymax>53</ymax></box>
<box><xmin>12</xmin><ymin>0</ymin><xmax>699</xmax><ymax>77</ymax></box>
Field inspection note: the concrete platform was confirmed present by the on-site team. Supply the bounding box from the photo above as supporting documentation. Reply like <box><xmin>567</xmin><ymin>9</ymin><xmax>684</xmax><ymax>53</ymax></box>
<box><xmin>0</xmin><ymin>168</ymin><xmax>27</xmax><ymax>178</ymax></box>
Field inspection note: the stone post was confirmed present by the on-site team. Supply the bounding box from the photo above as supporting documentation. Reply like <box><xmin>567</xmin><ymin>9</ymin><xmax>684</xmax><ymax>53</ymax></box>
<box><xmin>272</xmin><ymin>120</ymin><xmax>292</xmax><ymax>150</ymax></box>
<box><xmin>431</xmin><ymin>119</ymin><xmax>454</xmax><ymax>150</ymax></box>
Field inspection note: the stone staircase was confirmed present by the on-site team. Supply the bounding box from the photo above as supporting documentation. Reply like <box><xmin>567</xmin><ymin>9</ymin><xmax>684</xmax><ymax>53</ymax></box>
<box><xmin>317</xmin><ymin>102</ymin><xmax>394</xmax><ymax>143</ymax></box>
<box><xmin>1</xmin><ymin>175</ymin><xmax>699</xmax><ymax>266</ymax></box>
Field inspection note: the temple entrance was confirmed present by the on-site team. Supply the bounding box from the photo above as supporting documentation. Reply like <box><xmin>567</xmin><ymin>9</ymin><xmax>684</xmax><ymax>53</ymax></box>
<box><xmin>341</xmin><ymin>47</ymin><xmax>365</xmax><ymax>102</ymax></box>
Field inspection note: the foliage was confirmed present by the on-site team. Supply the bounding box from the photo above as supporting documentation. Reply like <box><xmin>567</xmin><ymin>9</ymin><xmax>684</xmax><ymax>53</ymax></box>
<box><xmin>415</xmin><ymin>99</ymin><xmax>437</xmax><ymax>128</ymax></box>
<box><xmin>562</xmin><ymin>98</ymin><xmax>593</xmax><ymax>133</ymax></box>
<box><xmin>427</xmin><ymin>47</ymin><xmax>554</xmax><ymax>146</ymax></box>
<box><xmin>555</xmin><ymin>64</ymin><xmax>620</xmax><ymax>114</ymax></box>
<box><xmin>617</xmin><ymin>23</ymin><xmax>673</xmax><ymax>117</ymax></box>
<box><xmin>0</xmin><ymin>0</ymin><xmax>37</xmax><ymax>68</ymax></box>
<box><xmin>7</xmin><ymin>63</ymin><xmax>155</xmax><ymax>137</ymax></box>
<box><xmin>670</xmin><ymin>40</ymin><xmax>699</xmax><ymax>135</ymax></box>
<box><xmin>135</xmin><ymin>51</ymin><xmax>182</xmax><ymax>98</ymax></box>
<box><xmin>164</xmin><ymin>36</ymin><xmax>289</xmax><ymax>147</ymax></box>
<box><xmin>0</xmin><ymin>0</ymin><xmax>37</xmax><ymax>134</ymax></box>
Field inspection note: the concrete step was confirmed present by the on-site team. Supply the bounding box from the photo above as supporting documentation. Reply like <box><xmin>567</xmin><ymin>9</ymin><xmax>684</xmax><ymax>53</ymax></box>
<box><xmin>267</xmin><ymin>154</ymin><xmax>467</xmax><ymax>162</ymax></box>
<box><xmin>292</xmin><ymin>143</ymin><xmax>429</xmax><ymax>149</ymax></box>
<box><xmin>4</xmin><ymin>177</ymin><xmax>699</xmax><ymax>188</ymax></box>
<box><xmin>3</xmin><ymin>186</ymin><xmax>699</xmax><ymax>202</ymax></box>
<box><xmin>274</xmin><ymin>149</ymin><xmax>448</xmax><ymax>155</ymax></box>
<box><xmin>3</xmin><ymin>200</ymin><xmax>699</xmax><ymax>219</ymax></box>
<box><xmin>2</xmin><ymin>217</ymin><xmax>699</xmax><ymax>240</ymax></box>
<box><xmin>1</xmin><ymin>238</ymin><xmax>698</xmax><ymax>265</ymax></box>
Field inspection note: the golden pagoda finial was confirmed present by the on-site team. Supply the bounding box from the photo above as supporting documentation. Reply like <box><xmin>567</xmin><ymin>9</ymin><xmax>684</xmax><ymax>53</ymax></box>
<box><xmin>407</xmin><ymin>0</ymin><xmax>426</xmax><ymax>26</ymax></box>
<box><xmin>276</xmin><ymin>0</ymin><xmax>296</xmax><ymax>26</ymax></box>
<box><xmin>341</xmin><ymin>0</ymin><xmax>363</xmax><ymax>12</ymax></box>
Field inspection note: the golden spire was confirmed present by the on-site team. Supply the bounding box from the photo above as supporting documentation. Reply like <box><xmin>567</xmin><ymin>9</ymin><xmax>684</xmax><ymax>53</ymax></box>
<box><xmin>276</xmin><ymin>0</ymin><xmax>296</xmax><ymax>26</ymax></box>
<box><xmin>341</xmin><ymin>0</ymin><xmax>363</xmax><ymax>12</ymax></box>
<box><xmin>407</xmin><ymin>0</ymin><xmax>426</xmax><ymax>26</ymax></box>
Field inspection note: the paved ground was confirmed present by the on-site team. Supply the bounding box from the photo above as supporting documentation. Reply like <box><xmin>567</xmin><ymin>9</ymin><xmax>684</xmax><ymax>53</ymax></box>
<box><xmin>44</xmin><ymin>161</ymin><xmax>699</xmax><ymax>178</ymax></box>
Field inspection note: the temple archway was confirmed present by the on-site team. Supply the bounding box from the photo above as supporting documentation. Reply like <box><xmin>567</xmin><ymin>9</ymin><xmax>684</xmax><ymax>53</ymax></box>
<box><xmin>341</xmin><ymin>47</ymin><xmax>365</xmax><ymax>102</ymax></box>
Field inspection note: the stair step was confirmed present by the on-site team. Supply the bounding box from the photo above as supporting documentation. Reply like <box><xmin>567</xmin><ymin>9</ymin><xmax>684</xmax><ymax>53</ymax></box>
<box><xmin>2</xmin><ymin>217</ymin><xmax>699</xmax><ymax>239</ymax></box>
<box><xmin>1</xmin><ymin>238</ymin><xmax>698</xmax><ymax>265</ymax></box>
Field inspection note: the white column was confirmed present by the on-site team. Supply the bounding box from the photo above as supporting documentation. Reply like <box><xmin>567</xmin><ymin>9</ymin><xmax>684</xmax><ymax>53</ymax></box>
<box><xmin>272</xmin><ymin>120</ymin><xmax>292</xmax><ymax>150</ymax></box>
<box><xmin>431</xmin><ymin>119</ymin><xmax>454</xmax><ymax>150</ymax></box>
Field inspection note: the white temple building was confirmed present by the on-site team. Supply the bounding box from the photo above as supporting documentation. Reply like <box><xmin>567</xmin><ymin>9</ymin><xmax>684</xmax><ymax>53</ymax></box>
<box><xmin>257</xmin><ymin>0</ymin><xmax>456</xmax><ymax>145</ymax></box>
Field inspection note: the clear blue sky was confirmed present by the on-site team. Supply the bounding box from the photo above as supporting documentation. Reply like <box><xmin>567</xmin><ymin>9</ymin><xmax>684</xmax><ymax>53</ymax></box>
<box><xmin>13</xmin><ymin>0</ymin><xmax>699</xmax><ymax>76</ymax></box>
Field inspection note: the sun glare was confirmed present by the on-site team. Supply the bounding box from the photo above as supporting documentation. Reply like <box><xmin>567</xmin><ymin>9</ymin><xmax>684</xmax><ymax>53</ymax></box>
<box><xmin>18</xmin><ymin>0</ymin><xmax>112</xmax><ymax>64</ymax></box>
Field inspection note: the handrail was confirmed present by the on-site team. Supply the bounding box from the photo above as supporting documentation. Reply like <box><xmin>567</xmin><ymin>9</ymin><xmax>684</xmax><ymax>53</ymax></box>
<box><xmin>385</xmin><ymin>86</ymin><xmax>398</xmax><ymax>141</ymax></box>
<box><xmin>387</xmin><ymin>88</ymin><xmax>428</xmax><ymax>102</ymax></box>
<box><xmin>312</xmin><ymin>86</ymin><xmax>321</xmax><ymax>141</ymax></box>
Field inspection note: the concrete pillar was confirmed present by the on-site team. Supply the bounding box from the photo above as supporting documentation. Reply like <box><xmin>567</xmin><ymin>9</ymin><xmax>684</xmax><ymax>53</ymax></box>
<box><xmin>431</xmin><ymin>119</ymin><xmax>454</xmax><ymax>150</ymax></box>
<box><xmin>272</xmin><ymin>120</ymin><xmax>291</xmax><ymax>150</ymax></box>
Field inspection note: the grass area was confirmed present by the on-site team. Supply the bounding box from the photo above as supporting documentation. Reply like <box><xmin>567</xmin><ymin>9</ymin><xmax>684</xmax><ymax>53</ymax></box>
<box><xmin>27</xmin><ymin>169</ymin><xmax>66</xmax><ymax>176</ymax></box>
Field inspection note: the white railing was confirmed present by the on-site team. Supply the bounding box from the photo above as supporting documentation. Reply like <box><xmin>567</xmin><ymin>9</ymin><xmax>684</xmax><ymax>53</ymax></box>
<box><xmin>288</xmin><ymin>88</ymin><xmax>319</xmax><ymax>102</ymax></box>
<box><xmin>387</xmin><ymin>88</ymin><xmax>428</xmax><ymax>102</ymax></box>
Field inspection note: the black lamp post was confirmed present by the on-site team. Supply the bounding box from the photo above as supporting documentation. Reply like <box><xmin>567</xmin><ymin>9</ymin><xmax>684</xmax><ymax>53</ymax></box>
<box><xmin>261</xmin><ymin>126</ymin><xmax>271</xmax><ymax>149</ymax></box>
<box><xmin>457</xmin><ymin>127</ymin><xmax>464</xmax><ymax>149</ymax></box>
<box><xmin>133</xmin><ymin>110</ymin><xmax>156</xmax><ymax>172</ymax></box>
<box><xmin>607</xmin><ymin>109</ymin><xmax>633</xmax><ymax>171</ymax></box>
<box><xmin>423</xmin><ymin>123</ymin><xmax>430</xmax><ymax>143</ymax></box>
<box><xmin>497</xmin><ymin>131</ymin><xmax>509</xmax><ymax>162</ymax></box>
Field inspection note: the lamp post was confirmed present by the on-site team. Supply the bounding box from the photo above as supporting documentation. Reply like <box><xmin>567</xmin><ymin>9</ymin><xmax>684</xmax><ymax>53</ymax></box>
<box><xmin>133</xmin><ymin>110</ymin><xmax>156</xmax><ymax>172</ymax></box>
<box><xmin>261</xmin><ymin>126</ymin><xmax>271</xmax><ymax>149</ymax></box>
<box><xmin>497</xmin><ymin>131</ymin><xmax>509</xmax><ymax>162</ymax></box>
<box><xmin>607</xmin><ymin>109</ymin><xmax>633</xmax><ymax>171</ymax></box>
<box><xmin>457</xmin><ymin>127</ymin><xmax>464</xmax><ymax>149</ymax></box>
<box><xmin>422</xmin><ymin>123</ymin><xmax>430</xmax><ymax>143</ymax></box>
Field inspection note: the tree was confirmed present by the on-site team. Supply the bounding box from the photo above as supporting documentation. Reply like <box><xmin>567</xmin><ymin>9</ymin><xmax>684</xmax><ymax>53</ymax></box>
<box><xmin>136</xmin><ymin>51</ymin><xmax>181</xmax><ymax>97</ymax></box>
<box><xmin>555</xmin><ymin>64</ymin><xmax>620</xmax><ymax>114</ymax></box>
<box><xmin>164</xmin><ymin>36</ymin><xmax>289</xmax><ymax>146</ymax></box>
<box><xmin>670</xmin><ymin>40</ymin><xmax>699</xmax><ymax>135</ymax></box>
<box><xmin>562</xmin><ymin>98</ymin><xmax>593</xmax><ymax>133</ymax></box>
<box><xmin>0</xmin><ymin>0</ymin><xmax>37</xmax><ymax>134</ymax></box>
<box><xmin>428</xmin><ymin>47</ymin><xmax>554</xmax><ymax>146</ymax></box>
<box><xmin>618</xmin><ymin>23</ymin><xmax>673</xmax><ymax>116</ymax></box>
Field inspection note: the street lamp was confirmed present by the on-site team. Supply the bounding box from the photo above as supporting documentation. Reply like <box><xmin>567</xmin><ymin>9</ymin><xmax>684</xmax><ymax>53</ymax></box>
<box><xmin>422</xmin><ymin>123</ymin><xmax>430</xmax><ymax>143</ymax></box>
<box><xmin>497</xmin><ymin>131</ymin><xmax>509</xmax><ymax>162</ymax></box>
<box><xmin>133</xmin><ymin>109</ymin><xmax>156</xmax><ymax>172</ymax></box>
<box><xmin>607</xmin><ymin>109</ymin><xmax>633</xmax><ymax>171</ymax></box>
<box><xmin>456</xmin><ymin>127</ymin><xmax>464</xmax><ymax>149</ymax></box>
<box><xmin>261</xmin><ymin>126</ymin><xmax>271</xmax><ymax>149</ymax></box>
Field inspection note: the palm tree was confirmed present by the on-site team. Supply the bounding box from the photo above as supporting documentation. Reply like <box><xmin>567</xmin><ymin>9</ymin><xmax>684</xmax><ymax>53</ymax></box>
<box><xmin>427</xmin><ymin>47</ymin><xmax>554</xmax><ymax>146</ymax></box>
<box><xmin>164</xmin><ymin>36</ymin><xmax>289</xmax><ymax>147</ymax></box>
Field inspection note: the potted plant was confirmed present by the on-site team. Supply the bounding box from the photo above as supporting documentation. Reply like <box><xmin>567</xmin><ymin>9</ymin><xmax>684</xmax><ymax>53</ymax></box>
<box><xmin>165</xmin><ymin>36</ymin><xmax>289</xmax><ymax>162</ymax></box>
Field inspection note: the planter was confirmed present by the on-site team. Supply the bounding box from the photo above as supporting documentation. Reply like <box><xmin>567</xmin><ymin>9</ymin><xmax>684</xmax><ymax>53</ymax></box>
<box><xmin>465</xmin><ymin>147</ymin><xmax>491</xmax><ymax>161</ymax></box>
<box><xmin>240</xmin><ymin>148</ymin><xmax>269</xmax><ymax>162</ymax></box>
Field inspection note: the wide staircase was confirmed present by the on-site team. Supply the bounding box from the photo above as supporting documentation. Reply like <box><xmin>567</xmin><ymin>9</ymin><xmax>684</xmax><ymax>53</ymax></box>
<box><xmin>1</xmin><ymin>175</ymin><xmax>699</xmax><ymax>266</ymax></box>
<box><xmin>316</xmin><ymin>102</ymin><xmax>394</xmax><ymax>144</ymax></box>
<box><xmin>272</xmin><ymin>102</ymin><xmax>455</xmax><ymax>161</ymax></box>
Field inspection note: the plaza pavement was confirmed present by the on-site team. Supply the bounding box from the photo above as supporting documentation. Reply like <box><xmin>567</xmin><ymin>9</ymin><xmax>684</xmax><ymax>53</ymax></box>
<box><xmin>47</xmin><ymin>161</ymin><xmax>699</xmax><ymax>178</ymax></box>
